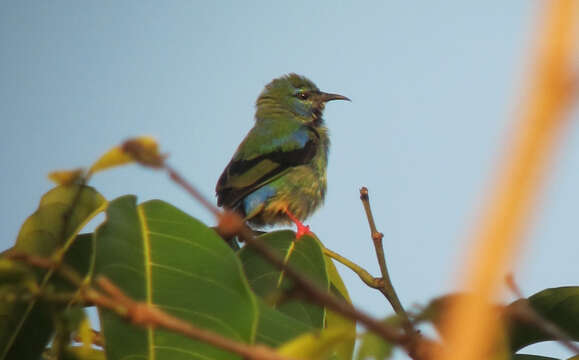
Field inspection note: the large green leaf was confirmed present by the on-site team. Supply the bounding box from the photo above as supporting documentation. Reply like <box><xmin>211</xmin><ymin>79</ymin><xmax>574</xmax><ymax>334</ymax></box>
<box><xmin>0</xmin><ymin>185</ymin><xmax>106</xmax><ymax>360</ymax></box>
<box><xmin>507</xmin><ymin>287</ymin><xmax>579</xmax><ymax>352</ymax></box>
<box><xmin>238</xmin><ymin>230</ymin><xmax>329</xmax><ymax>331</ymax></box>
<box><xmin>94</xmin><ymin>196</ymin><xmax>258</xmax><ymax>360</ymax></box>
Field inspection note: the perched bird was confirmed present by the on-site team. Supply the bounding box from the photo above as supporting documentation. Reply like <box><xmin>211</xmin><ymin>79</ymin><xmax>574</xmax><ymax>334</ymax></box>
<box><xmin>216</xmin><ymin>73</ymin><xmax>349</xmax><ymax>238</ymax></box>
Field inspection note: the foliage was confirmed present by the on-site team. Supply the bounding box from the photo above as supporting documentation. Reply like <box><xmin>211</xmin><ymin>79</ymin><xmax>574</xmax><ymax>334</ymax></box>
<box><xmin>0</xmin><ymin>177</ymin><xmax>576</xmax><ymax>359</ymax></box>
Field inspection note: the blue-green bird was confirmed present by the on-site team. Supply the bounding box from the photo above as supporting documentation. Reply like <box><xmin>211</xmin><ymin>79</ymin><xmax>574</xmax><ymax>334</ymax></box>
<box><xmin>216</xmin><ymin>74</ymin><xmax>349</xmax><ymax>237</ymax></box>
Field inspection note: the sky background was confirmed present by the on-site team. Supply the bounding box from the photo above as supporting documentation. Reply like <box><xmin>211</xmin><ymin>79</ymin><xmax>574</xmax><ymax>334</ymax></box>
<box><xmin>1</xmin><ymin>2</ymin><xmax>578</xmax><ymax>359</ymax></box>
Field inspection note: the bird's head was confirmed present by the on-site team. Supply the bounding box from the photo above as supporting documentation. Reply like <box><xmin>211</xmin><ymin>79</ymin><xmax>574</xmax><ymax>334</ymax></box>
<box><xmin>256</xmin><ymin>73</ymin><xmax>349</xmax><ymax>125</ymax></box>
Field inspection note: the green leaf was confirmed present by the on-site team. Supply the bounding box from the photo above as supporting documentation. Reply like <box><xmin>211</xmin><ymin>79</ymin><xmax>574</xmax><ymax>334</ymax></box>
<box><xmin>0</xmin><ymin>185</ymin><xmax>106</xmax><ymax>360</ymax></box>
<box><xmin>511</xmin><ymin>355</ymin><xmax>560</xmax><ymax>360</ymax></box>
<box><xmin>255</xmin><ymin>298</ymin><xmax>313</xmax><ymax>347</ymax></box>
<box><xmin>14</xmin><ymin>185</ymin><xmax>106</xmax><ymax>256</ymax></box>
<box><xmin>94</xmin><ymin>196</ymin><xmax>258</xmax><ymax>360</ymax></box>
<box><xmin>324</xmin><ymin>255</ymin><xmax>356</xmax><ymax>360</ymax></box>
<box><xmin>238</xmin><ymin>230</ymin><xmax>330</xmax><ymax>329</ymax></box>
<box><xmin>507</xmin><ymin>287</ymin><xmax>579</xmax><ymax>352</ymax></box>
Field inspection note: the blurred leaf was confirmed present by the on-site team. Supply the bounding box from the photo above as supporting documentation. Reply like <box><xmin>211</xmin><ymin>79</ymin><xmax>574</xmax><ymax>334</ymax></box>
<box><xmin>0</xmin><ymin>186</ymin><xmax>105</xmax><ymax>360</ymax></box>
<box><xmin>355</xmin><ymin>316</ymin><xmax>402</xmax><ymax>360</ymax></box>
<box><xmin>324</xmin><ymin>255</ymin><xmax>356</xmax><ymax>360</ymax></box>
<box><xmin>511</xmin><ymin>355</ymin><xmax>560</xmax><ymax>360</ymax></box>
<box><xmin>14</xmin><ymin>185</ymin><xmax>106</xmax><ymax>256</ymax></box>
<box><xmin>51</xmin><ymin>306</ymin><xmax>86</xmax><ymax>357</ymax></box>
<box><xmin>89</xmin><ymin>136</ymin><xmax>163</xmax><ymax>174</ymax></box>
<box><xmin>94</xmin><ymin>196</ymin><xmax>257</xmax><ymax>360</ymax></box>
<box><xmin>507</xmin><ymin>287</ymin><xmax>579</xmax><ymax>352</ymax></box>
<box><xmin>414</xmin><ymin>293</ymin><xmax>463</xmax><ymax>332</ymax></box>
<box><xmin>48</xmin><ymin>168</ymin><xmax>85</xmax><ymax>186</ymax></box>
<box><xmin>355</xmin><ymin>331</ymin><xmax>393</xmax><ymax>360</ymax></box>
<box><xmin>62</xmin><ymin>347</ymin><xmax>106</xmax><ymax>360</ymax></box>
<box><xmin>277</xmin><ymin>325</ymin><xmax>355</xmax><ymax>360</ymax></box>
<box><xmin>0</xmin><ymin>258</ymin><xmax>36</xmax><ymax>289</ymax></box>
<box><xmin>238</xmin><ymin>230</ymin><xmax>329</xmax><ymax>329</ymax></box>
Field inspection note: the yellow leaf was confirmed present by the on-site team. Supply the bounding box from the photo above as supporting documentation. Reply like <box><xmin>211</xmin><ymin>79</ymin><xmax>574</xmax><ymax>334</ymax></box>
<box><xmin>277</xmin><ymin>326</ymin><xmax>355</xmax><ymax>360</ymax></box>
<box><xmin>77</xmin><ymin>316</ymin><xmax>93</xmax><ymax>354</ymax></box>
<box><xmin>48</xmin><ymin>168</ymin><xmax>85</xmax><ymax>185</ymax></box>
<box><xmin>88</xmin><ymin>136</ymin><xmax>164</xmax><ymax>174</ymax></box>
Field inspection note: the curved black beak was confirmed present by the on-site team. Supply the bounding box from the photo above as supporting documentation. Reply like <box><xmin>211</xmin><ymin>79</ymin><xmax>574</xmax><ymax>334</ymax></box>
<box><xmin>320</xmin><ymin>92</ymin><xmax>351</xmax><ymax>102</ymax></box>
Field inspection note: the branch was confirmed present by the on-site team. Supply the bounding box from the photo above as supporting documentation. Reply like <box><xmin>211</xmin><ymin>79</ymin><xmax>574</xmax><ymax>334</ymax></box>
<box><xmin>8</xmin><ymin>253</ymin><xmax>297</xmax><ymax>360</ymax></box>
<box><xmin>160</xmin><ymin>164</ymin><xmax>417</xmax><ymax>354</ymax></box>
<box><xmin>122</xmin><ymin>143</ymin><xmax>427</xmax><ymax>358</ymax></box>
<box><xmin>359</xmin><ymin>187</ymin><xmax>412</xmax><ymax>334</ymax></box>
<box><xmin>93</xmin><ymin>277</ymin><xmax>294</xmax><ymax>360</ymax></box>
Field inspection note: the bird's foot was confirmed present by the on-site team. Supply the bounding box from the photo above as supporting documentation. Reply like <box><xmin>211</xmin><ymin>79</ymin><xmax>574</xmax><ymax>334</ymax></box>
<box><xmin>285</xmin><ymin>210</ymin><xmax>312</xmax><ymax>239</ymax></box>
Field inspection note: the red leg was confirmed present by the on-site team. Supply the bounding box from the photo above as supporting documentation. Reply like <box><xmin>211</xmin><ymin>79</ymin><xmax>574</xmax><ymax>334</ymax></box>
<box><xmin>284</xmin><ymin>210</ymin><xmax>312</xmax><ymax>239</ymax></box>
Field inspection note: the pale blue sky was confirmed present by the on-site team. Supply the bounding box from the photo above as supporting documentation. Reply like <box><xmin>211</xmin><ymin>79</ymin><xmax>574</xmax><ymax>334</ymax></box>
<box><xmin>1</xmin><ymin>2</ymin><xmax>578</xmax><ymax>358</ymax></box>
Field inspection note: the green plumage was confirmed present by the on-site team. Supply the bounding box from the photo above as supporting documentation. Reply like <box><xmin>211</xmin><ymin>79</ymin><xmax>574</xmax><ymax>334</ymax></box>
<box><xmin>216</xmin><ymin>74</ymin><xmax>348</xmax><ymax>228</ymax></box>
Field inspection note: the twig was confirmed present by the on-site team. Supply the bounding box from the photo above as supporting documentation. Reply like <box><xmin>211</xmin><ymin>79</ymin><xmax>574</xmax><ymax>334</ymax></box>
<box><xmin>115</xmin><ymin>143</ymin><xmax>427</xmax><ymax>357</ymax></box>
<box><xmin>166</xmin><ymin>164</ymin><xmax>221</xmax><ymax>218</ymax></box>
<box><xmin>322</xmin><ymin>247</ymin><xmax>381</xmax><ymax>289</ymax></box>
<box><xmin>505</xmin><ymin>273</ymin><xmax>525</xmax><ymax>299</ymax></box>
<box><xmin>359</xmin><ymin>187</ymin><xmax>412</xmax><ymax>333</ymax></box>
<box><xmin>506</xmin><ymin>275</ymin><xmax>579</xmax><ymax>355</ymax></box>
<box><xmin>9</xmin><ymin>253</ymin><xmax>297</xmax><ymax>360</ymax></box>
<box><xmin>161</xmin><ymin>165</ymin><xmax>413</xmax><ymax>352</ymax></box>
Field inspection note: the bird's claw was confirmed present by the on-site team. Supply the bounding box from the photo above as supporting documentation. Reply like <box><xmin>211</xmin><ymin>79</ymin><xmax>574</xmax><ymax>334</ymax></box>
<box><xmin>295</xmin><ymin>223</ymin><xmax>312</xmax><ymax>239</ymax></box>
<box><xmin>285</xmin><ymin>209</ymin><xmax>312</xmax><ymax>239</ymax></box>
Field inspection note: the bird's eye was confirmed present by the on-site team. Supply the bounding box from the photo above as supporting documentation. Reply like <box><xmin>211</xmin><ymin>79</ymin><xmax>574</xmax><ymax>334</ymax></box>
<box><xmin>296</xmin><ymin>92</ymin><xmax>309</xmax><ymax>100</ymax></box>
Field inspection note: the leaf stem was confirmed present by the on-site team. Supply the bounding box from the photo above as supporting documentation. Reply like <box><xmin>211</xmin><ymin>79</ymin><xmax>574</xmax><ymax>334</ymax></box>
<box><xmin>322</xmin><ymin>247</ymin><xmax>381</xmax><ymax>289</ymax></box>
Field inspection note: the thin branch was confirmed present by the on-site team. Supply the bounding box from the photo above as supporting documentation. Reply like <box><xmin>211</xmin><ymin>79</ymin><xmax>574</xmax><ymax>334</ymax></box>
<box><xmin>166</xmin><ymin>164</ymin><xmax>221</xmax><ymax>218</ymax></box>
<box><xmin>160</xmin><ymin>165</ymin><xmax>414</xmax><ymax>353</ymax></box>
<box><xmin>8</xmin><ymin>253</ymin><xmax>297</xmax><ymax>360</ymax></box>
<box><xmin>94</xmin><ymin>277</ymin><xmax>295</xmax><ymax>360</ymax></box>
<box><xmin>359</xmin><ymin>187</ymin><xmax>412</xmax><ymax>333</ymax></box>
<box><xmin>323</xmin><ymin>247</ymin><xmax>381</xmax><ymax>289</ymax></box>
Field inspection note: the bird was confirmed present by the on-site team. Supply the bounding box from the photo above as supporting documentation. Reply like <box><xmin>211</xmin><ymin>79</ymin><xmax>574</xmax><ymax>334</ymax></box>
<box><xmin>216</xmin><ymin>73</ymin><xmax>349</xmax><ymax>238</ymax></box>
